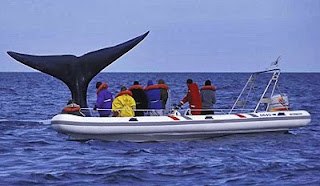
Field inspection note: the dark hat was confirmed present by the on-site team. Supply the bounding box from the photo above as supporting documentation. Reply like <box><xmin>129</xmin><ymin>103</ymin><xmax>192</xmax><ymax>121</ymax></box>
<box><xmin>186</xmin><ymin>79</ymin><xmax>193</xmax><ymax>84</ymax></box>
<box><xmin>121</xmin><ymin>86</ymin><xmax>127</xmax><ymax>91</ymax></box>
<box><xmin>205</xmin><ymin>80</ymin><xmax>211</xmax><ymax>85</ymax></box>
<box><xmin>158</xmin><ymin>79</ymin><xmax>165</xmax><ymax>84</ymax></box>
<box><xmin>96</xmin><ymin>82</ymin><xmax>102</xmax><ymax>89</ymax></box>
<box><xmin>134</xmin><ymin>81</ymin><xmax>139</xmax><ymax>85</ymax></box>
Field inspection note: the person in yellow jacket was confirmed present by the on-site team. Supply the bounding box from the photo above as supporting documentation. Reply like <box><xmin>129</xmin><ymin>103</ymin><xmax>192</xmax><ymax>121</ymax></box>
<box><xmin>112</xmin><ymin>86</ymin><xmax>136</xmax><ymax>117</ymax></box>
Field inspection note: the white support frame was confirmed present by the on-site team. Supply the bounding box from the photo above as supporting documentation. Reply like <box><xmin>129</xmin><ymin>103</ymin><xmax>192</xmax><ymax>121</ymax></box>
<box><xmin>229</xmin><ymin>68</ymin><xmax>281</xmax><ymax>114</ymax></box>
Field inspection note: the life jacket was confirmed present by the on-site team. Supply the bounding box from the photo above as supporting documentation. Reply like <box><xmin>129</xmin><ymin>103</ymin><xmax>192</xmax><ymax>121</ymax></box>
<box><xmin>96</xmin><ymin>83</ymin><xmax>108</xmax><ymax>94</ymax></box>
<box><xmin>63</xmin><ymin>103</ymin><xmax>81</xmax><ymax>112</ymax></box>
<box><xmin>116</xmin><ymin>90</ymin><xmax>133</xmax><ymax>98</ymax></box>
<box><xmin>129</xmin><ymin>85</ymin><xmax>144</xmax><ymax>90</ymax></box>
<box><xmin>144</xmin><ymin>84</ymin><xmax>168</xmax><ymax>91</ymax></box>
<box><xmin>200</xmin><ymin>85</ymin><xmax>216</xmax><ymax>91</ymax></box>
<box><xmin>63</xmin><ymin>107</ymin><xmax>80</xmax><ymax>112</ymax></box>
<box><xmin>181</xmin><ymin>83</ymin><xmax>202</xmax><ymax>115</ymax></box>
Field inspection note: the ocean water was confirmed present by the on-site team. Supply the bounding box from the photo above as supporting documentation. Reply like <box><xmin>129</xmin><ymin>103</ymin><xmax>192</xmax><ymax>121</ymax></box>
<box><xmin>0</xmin><ymin>72</ymin><xmax>319</xmax><ymax>185</ymax></box>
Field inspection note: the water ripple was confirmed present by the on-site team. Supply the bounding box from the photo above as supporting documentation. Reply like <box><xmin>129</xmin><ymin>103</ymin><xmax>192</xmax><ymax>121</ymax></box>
<box><xmin>0</xmin><ymin>72</ymin><xmax>319</xmax><ymax>185</ymax></box>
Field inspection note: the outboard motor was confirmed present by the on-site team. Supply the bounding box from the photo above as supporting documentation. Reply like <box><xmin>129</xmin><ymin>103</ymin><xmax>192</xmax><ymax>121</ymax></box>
<box><xmin>269</xmin><ymin>94</ymin><xmax>289</xmax><ymax>111</ymax></box>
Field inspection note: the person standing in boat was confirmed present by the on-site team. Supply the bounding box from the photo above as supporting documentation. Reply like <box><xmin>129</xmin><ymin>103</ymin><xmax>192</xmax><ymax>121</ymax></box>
<box><xmin>129</xmin><ymin>81</ymin><xmax>148</xmax><ymax>116</ymax></box>
<box><xmin>145</xmin><ymin>80</ymin><xmax>163</xmax><ymax>116</ymax></box>
<box><xmin>95</xmin><ymin>82</ymin><xmax>113</xmax><ymax>117</ymax></box>
<box><xmin>158</xmin><ymin>79</ymin><xmax>169</xmax><ymax>111</ymax></box>
<box><xmin>200</xmin><ymin>80</ymin><xmax>216</xmax><ymax>115</ymax></box>
<box><xmin>179</xmin><ymin>79</ymin><xmax>202</xmax><ymax>115</ymax></box>
<box><xmin>112</xmin><ymin>86</ymin><xmax>136</xmax><ymax>117</ymax></box>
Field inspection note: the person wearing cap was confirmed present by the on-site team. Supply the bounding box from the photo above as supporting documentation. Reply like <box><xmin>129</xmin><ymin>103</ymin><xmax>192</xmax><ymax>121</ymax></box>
<box><xmin>179</xmin><ymin>79</ymin><xmax>202</xmax><ymax>115</ymax></box>
<box><xmin>200</xmin><ymin>80</ymin><xmax>216</xmax><ymax>115</ymax></box>
<box><xmin>112</xmin><ymin>86</ymin><xmax>136</xmax><ymax>117</ymax></box>
<box><xmin>129</xmin><ymin>81</ymin><xmax>148</xmax><ymax>116</ymax></box>
<box><xmin>95</xmin><ymin>82</ymin><xmax>113</xmax><ymax>117</ymax></box>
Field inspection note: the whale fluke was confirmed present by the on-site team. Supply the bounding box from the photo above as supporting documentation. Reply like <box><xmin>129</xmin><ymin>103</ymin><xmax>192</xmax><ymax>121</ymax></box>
<box><xmin>7</xmin><ymin>31</ymin><xmax>149</xmax><ymax>109</ymax></box>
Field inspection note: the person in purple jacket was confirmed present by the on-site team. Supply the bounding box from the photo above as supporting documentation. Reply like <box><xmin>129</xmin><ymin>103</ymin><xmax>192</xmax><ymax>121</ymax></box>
<box><xmin>94</xmin><ymin>82</ymin><xmax>113</xmax><ymax>117</ymax></box>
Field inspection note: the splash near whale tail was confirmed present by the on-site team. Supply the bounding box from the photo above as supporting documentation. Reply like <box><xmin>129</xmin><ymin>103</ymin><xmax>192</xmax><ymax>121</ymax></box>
<box><xmin>7</xmin><ymin>31</ymin><xmax>149</xmax><ymax>109</ymax></box>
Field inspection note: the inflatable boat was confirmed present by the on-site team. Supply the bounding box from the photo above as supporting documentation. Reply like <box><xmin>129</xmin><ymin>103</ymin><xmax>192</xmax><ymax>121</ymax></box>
<box><xmin>51</xmin><ymin>110</ymin><xmax>310</xmax><ymax>142</ymax></box>
<box><xmin>51</xmin><ymin>67</ymin><xmax>311</xmax><ymax>142</ymax></box>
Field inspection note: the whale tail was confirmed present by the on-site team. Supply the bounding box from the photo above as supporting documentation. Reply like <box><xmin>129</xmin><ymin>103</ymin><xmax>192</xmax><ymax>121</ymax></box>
<box><xmin>7</xmin><ymin>31</ymin><xmax>149</xmax><ymax>109</ymax></box>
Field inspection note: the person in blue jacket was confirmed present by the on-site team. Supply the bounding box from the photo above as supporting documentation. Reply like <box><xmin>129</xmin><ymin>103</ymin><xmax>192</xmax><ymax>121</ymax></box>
<box><xmin>144</xmin><ymin>80</ymin><xmax>162</xmax><ymax>115</ymax></box>
<box><xmin>94</xmin><ymin>82</ymin><xmax>113</xmax><ymax>117</ymax></box>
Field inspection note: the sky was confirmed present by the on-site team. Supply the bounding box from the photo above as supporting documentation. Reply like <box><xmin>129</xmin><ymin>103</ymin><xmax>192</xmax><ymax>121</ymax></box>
<box><xmin>0</xmin><ymin>0</ymin><xmax>319</xmax><ymax>72</ymax></box>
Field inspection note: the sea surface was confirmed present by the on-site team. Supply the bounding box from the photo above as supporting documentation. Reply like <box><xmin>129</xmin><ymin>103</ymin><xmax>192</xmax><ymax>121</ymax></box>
<box><xmin>0</xmin><ymin>72</ymin><xmax>319</xmax><ymax>185</ymax></box>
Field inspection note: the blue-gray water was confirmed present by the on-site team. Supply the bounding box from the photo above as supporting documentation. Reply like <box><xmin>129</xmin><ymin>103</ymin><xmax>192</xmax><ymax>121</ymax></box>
<box><xmin>0</xmin><ymin>72</ymin><xmax>319</xmax><ymax>185</ymax></box>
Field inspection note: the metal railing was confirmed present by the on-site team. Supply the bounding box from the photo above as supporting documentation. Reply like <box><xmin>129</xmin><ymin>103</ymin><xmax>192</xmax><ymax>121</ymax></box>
<box><xmin>229</xmin><ymin>68</ymin><xmax>282</xmax><ymax>114</ymax></box>
<box><xmin>78</xmin><ymin>107</ymin><xmax>255</xmax><ymax>117</ymax></box>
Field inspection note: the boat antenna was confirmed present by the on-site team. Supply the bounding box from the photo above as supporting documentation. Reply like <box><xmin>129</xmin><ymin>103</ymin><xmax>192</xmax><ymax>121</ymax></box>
<box><xmin>268</xmin><ymin>55</ymin><xmax>281</xmax><ymax>70</ymax></box>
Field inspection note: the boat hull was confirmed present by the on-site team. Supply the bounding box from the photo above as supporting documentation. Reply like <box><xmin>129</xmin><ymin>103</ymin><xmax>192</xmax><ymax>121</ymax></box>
<box><xmin>51</xmin><ymin>110</ymin><xmax>311</xmax><ymax>142</ymax></box>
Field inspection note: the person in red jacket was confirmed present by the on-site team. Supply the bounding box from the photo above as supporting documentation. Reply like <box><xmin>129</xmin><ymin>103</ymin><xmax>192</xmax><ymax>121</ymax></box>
<box><xmin>179</xmin><ymin>79</ymin><xmax>202</xmax><ymax>115</ymax></box>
